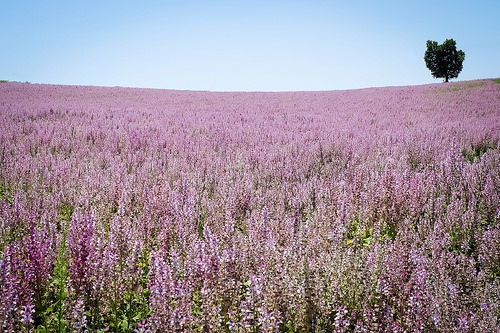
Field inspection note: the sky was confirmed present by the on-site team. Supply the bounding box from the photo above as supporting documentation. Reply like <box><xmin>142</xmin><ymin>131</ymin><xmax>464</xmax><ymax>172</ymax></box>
<box><xmin>2</xmin><ymin>0</ymin><xmax>500</xmax><ymax>92</ymax></box>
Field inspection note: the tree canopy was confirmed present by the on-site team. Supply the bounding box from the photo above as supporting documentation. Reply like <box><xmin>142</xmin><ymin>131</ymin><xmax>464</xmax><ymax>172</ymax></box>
<box><xmin>424</xmin><ymin>39</ymin><xmax>465</xmax><ymax>82</ymax></box>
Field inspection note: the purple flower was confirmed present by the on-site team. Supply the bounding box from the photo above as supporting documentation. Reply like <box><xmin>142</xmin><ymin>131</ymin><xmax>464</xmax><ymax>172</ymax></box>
<box><xmin>20</xmin><ymin>302</ymin><xmax>34</xmax><ymax>326</ymax></box>
<box><xmin>134</xmin><ymin>319</ymin><xmax>150</xmax><ymax>333</ymax></box>
<box><xmin>67</xmin><ymin>211</ymin><xmax>96</xmax><ymax>295</ymax></box>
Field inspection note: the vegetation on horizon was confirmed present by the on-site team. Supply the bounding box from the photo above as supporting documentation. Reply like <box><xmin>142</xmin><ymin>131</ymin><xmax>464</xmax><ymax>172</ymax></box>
<box><xmin>425</xmin><ymin>39</ymin><xmax>465</xmax><ymax>83</ymax></box>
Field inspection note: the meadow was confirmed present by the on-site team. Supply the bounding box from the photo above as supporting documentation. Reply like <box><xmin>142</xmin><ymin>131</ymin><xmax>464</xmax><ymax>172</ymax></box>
<box><xmin>0</xmin><ymin>79</ymin><xmax>499</xmax><ymax>332</ymax></box>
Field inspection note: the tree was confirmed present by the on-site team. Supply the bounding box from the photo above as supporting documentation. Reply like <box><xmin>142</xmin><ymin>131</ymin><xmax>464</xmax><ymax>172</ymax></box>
<box><xmin>424</xmin><ymin>39</ymin><xmax>465</xmax><ymax>82</ymax></box>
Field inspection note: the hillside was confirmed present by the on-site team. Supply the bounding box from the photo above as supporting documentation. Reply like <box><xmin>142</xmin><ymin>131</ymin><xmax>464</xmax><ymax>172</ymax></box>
<box><xmin>0</xmin><ymin>79</ymin><xmax>499</xmax><ymax>332</ymax></box>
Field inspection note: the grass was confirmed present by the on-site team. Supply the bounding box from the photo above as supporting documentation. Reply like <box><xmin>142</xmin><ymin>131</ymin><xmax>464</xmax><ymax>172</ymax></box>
<box><xmin>493</xmin><ymin>78</ymin><xmax>500</xmax><ymax>84</ymax></box>
<box><xmin>449</xmin><ymin>80</ymin><xmax>486</xmax><ymax>91</ymax></box>
<box><xmin>432</xmin><ymin>80</ymin><xmax>487</xmax><ymax>94</ymax></box>
<box><xmin>465</xmin><ymin>81</ymin><xmax>487</xmax><ymax>88</ymax></box>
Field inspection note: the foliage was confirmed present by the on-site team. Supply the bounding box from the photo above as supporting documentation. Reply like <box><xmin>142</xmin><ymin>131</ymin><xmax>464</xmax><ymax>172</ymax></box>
<box><xmin>424</xmin><ymin>39</ymin><xmax>465</xmax><ymax>82</ymax></box>
<box><xmin>462</xmin><ymin>139</ymin><xmax>497</xmax><ymax>164</ymax></box>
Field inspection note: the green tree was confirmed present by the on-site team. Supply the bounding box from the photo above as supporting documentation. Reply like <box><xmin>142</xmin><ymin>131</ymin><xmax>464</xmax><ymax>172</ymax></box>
<box><xmin>424</xmin><ymin>39</ymin><xmax>465</xmax><ymax>82</ymax></box>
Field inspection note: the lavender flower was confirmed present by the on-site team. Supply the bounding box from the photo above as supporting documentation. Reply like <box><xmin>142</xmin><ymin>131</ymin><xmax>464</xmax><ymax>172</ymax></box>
<box><xmin>1</xmin><ymin>79</ymin><xmax>499</xmax><ymax>331</ymax></box>
<box><xmin>67</xmin><ymin>211</ymin><xmax>96</xmax><ymax>296</ymax></box>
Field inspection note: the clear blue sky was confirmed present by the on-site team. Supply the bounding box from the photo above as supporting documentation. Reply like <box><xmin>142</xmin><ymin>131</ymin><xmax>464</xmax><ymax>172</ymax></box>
<box><xmin>2</xmin><ymin>0</ymin><xmax>499</xmax><ymax>91</ymax></box>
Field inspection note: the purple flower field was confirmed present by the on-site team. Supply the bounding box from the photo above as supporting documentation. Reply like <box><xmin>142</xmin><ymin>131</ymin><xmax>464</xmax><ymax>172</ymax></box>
<box><xmin>1</xmin><ymin>80</ymin><xmax>499</xmax><ymax>332</ymax></box>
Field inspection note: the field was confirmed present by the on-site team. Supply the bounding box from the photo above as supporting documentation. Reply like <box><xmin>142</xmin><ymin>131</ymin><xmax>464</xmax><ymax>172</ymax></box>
<box><xmin>0</xmin><ymin>80</ymin><xmax>499</xmax><ymax>332</ymax></box>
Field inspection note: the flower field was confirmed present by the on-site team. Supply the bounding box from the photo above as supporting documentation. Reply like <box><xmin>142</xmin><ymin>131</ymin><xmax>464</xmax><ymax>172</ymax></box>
<box><xmin>1</xmin><ymin>80</ymin><xmax>499</xmax><ymax>332</ymax></box>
